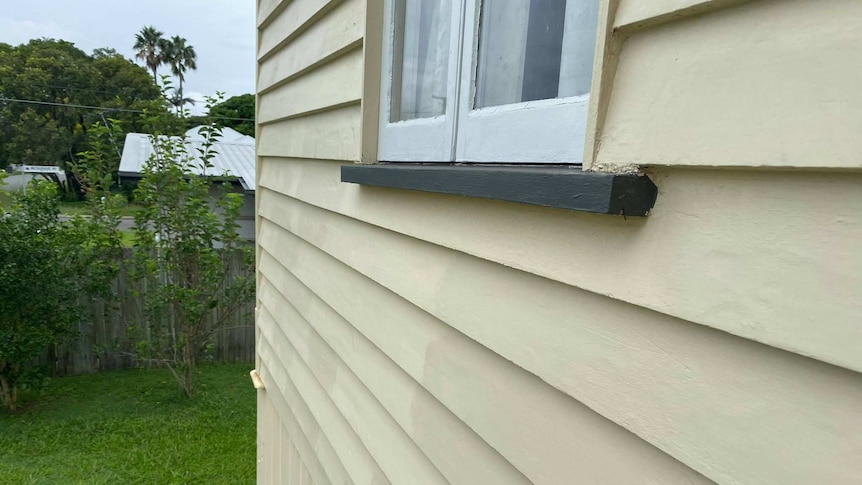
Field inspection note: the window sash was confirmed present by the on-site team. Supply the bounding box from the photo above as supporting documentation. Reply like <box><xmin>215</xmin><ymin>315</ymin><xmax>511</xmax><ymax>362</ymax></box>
<box><xmin>378</xmin><ymin>0</ymin><xmax>599</xmax><ymax>163</ymax></box>
<box><xmin>378</xmin><ymin>0</ymin><xmax>463</xmax><ymax>162</ymax></box>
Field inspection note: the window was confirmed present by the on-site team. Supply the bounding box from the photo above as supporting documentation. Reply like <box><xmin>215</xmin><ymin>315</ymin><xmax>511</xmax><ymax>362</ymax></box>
<box><xmin>348</xmin><ymin>0</ymin><xmax>656</xmax><ymax>217</ymax></box>
<box><xmin>379</xmin><ymin>0</ymin><xmax>600</xmax><ymax>163</ymax></box>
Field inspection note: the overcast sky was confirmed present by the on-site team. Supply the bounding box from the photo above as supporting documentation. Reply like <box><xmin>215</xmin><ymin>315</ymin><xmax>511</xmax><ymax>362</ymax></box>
<box><xmin>0</xmin><ymin>1</ymin><xmax>256</xmax><ymax>114</ymax></box>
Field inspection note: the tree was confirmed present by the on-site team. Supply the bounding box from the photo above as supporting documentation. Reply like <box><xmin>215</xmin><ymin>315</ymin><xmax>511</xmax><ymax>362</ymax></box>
<box><xmin>0</xmin><ymin>182</ymin><xmax>93</xmax><ymax>411</ymax></box>
<box><xmin>6</xmin><ymin>109</ymin><xmax>67</xmax><ymax>166</ymax></box>
<box><xmin>208</xmin><ymin>94</ymin><xmax>255</xmax><ymax>137</ymax></box>
<box><xmin>0</xmin><ymin>39</ymin><xmax>99</xmax><ymax>172</ymax></box>
<box><xmin>0</xmin><ymin>120</ymin><xmax>132</xmax><ymax>412</ymax></box>
<box><xmin>91</xmin><ymin>53</ymin><xmax>163</xmax><ymax>134</ymax></box>
<box><xmin>0</xmin><ymin>38</ymin><xmax>165</xmax><ymax>173</ymax></box>
<box><xmin>133</xmin><ymin>26</ymin><xmax>166</xmax><ymax>83</ymax></box>
<box><xmin>163</xmin><ymin>36</ymin><xmax>197</xmax><ymax>111</ymax></box>
<box><xmin>130</xmin><ymin>94</ymin><xmax>254</xmax><ymax>397</ymax></box>
<box><xmin>168</xmin><ymin>93</ymin><xmax>196</xmax><ymax>113</ymax></box>
<box><xmin>91</xmin><ymin>47</ymin><xmax>121</xmax><ymax>60</ymax></box>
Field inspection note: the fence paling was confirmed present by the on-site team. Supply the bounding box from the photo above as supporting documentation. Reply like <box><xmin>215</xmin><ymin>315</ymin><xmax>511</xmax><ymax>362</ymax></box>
<box><xmin>44</xmin><ymin>250</ymin><xmax>255</xmax><ymax>376</ymax></box>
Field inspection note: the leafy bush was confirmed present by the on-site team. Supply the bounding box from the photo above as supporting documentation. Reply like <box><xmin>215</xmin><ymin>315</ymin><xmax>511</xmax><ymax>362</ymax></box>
<box><xmin>129</xmin><ymin>93</ymin><xmax>254</xmax><ymax>397</ymax></box>
<box><xmin>0</xmin><ymin>182</ymin><xmax>92</xmax><ymax>411</ymax></box>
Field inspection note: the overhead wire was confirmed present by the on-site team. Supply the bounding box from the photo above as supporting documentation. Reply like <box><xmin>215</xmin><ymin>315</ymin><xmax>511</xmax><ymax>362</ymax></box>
<box><xmin>2</xmin><ymin>80</ymin><xmax>140</xmax><ymax>98</ymax></box>
<box><xmin>0</xmin><ymin>96</ymin><xmax>255</xmax><ymax>122</ymax></box>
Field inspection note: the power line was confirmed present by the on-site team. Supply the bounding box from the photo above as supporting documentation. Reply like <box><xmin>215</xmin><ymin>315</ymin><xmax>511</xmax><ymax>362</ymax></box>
<box><xmin>4</xmin><ymin>80</ymin><xmax>226</xmax><ymax>106</ymax></box>
<box><xmin>1</xmin><ymin>97</ymin><xmax>141</xmax><ymax>113</ymax></box>
<box><xmin>0</xmin><ymin>97</ymin><xmax>255</xmax><ymax>122</ymax></box>
<box><xmin>3</xmin><ymin>80</ymin><xmax>140</xmax><ymax>98</ymax></box>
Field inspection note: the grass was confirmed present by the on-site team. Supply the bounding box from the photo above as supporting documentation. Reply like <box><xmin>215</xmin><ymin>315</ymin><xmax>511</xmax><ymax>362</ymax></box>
<box><xmin>0</xmin><ymin>364</ymin><xmax>256</xmax><ymax>485</ymax></box>
<box><xmin>119</xmin><ymin>230</ymin><xmax>136</xmax><ymax>248</ymax></box>
<box><xmin>57</xmin><ymin>200</ymin><xmax>142</xmax><ymax>217</ymax></box>
<box><xmin>0</xmin><ymin>190</ymin><xmax>11</xmax><ymax>211</ymax></box>
<box><xmin>0</xmin><ymin>192</ymin><xmax>140</xmax><ymax>218</ymax></box>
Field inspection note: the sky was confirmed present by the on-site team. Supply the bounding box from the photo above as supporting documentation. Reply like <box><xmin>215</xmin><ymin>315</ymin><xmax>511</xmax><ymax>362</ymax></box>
<box><xmin>0</xmin><ymin>0</ymin><xmax>256</xmax><ymax>115</ymax></box>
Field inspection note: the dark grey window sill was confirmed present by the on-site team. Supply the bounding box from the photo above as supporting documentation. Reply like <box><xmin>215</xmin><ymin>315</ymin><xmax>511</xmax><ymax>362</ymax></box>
<box><xmin>341</xmin><ymin>163</ymin><xmax>657</xmax><ymax>216</ymax></box>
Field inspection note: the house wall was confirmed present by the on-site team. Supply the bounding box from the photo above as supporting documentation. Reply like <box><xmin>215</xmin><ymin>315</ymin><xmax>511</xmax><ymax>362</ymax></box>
<box><xmin>206</xmin><ymin>185</ymin><xmax>256</xmax><ymax>241</ymax></box>
<box><xmin>589</xmin><ymin>0</ymin><xmax>862</xmax><ymax>170</ymax></box>
<box><xmin>256</xmin><ymin>0</ymin><xmax>862</xmax><ymax>484</ymax></box>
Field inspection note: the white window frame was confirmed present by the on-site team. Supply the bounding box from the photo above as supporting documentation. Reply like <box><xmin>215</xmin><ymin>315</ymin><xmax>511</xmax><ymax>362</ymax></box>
<box><xmin>379</xmin><ymin>0</ymin><xmax>597</xmax><ymax>163</ymax></box>
<box><xmin>377</xmin><ymin>0</ymin><xmax>464</xmax><ymax>162</ymax></box>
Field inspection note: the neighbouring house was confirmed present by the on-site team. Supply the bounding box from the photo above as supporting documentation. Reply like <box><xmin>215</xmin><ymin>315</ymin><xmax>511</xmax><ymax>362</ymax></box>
<box><xmin>118</xmin><ymin>126</ymin><xmax>256</xmax><ymax>241</ymax></box>
<box><xmin>254</xmin><ymin>1</ymin><xmax>862</xmax><ymax>484</ymax></box>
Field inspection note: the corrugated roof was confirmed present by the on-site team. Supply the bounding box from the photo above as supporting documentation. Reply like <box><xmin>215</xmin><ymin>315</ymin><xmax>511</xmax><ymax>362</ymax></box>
<box><xmin>118</xmin><ymin>126</ymin><xmax>256</xmax><ymax>191</ymax></box>
<box><xmin>185</xmin><ymin>126</ymin><xmax>255</xmax><ymax>144</ymax></box>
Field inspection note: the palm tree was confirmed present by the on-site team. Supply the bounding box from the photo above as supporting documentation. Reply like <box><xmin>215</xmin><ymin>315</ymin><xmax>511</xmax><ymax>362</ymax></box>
<box><xmin>164</xmin><ymin>36</ymin><xmax>198</xmax><ymax>107</ymax></box>
<box><xmin>168</xmin><ymin>93</ymin><xmax>196</xmax><ymax>112</ymax></box>
<box><xmin>133</xmin><ymin>26</ymin><xmax>165</xmax><ymax>83</ymax></box>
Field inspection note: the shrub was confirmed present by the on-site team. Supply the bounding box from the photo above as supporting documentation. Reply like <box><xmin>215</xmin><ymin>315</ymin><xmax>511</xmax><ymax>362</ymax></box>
<box><xmin>129</xmin><ymin>93</ymin><xmax>254</xmax><ymax>397</ymax></box>
<box><xmin>0</xmin><ymin>182</ymin><xmax>92</xmax><ymax>411</ymax></box>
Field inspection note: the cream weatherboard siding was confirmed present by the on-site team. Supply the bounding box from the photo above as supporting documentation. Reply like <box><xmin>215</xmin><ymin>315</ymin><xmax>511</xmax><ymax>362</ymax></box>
<box><xmin>590</xmin><ymin>0</ymin><xmax>862</xmax><ymax>170</ymax></box>
<box><xmin>256</xmin><ymin>1</ymin><xmax>862</xmax><ymax>484</ymax></box>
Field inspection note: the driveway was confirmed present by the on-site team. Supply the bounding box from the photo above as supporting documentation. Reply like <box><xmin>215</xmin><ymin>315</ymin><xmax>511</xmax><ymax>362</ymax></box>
<box><xmin>2</xmin><ymin>174</ymin><xmax>30</xmax><ymax>192</ymax></box>
<box><xmin>2</xmin><ymin>173</ymin><xmax>67</xmax><ymax>192</ymax></box>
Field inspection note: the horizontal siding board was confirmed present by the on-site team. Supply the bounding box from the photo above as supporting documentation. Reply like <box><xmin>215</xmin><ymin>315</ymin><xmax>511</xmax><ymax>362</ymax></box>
<box><xmin>599</xmin><ymin>0</ymin><xmax>862</xmax><ymax>170</ymax></box>
<box><xmin>257</xmin><ymin>212</ymin><xmax>712</xmax><ymax>484</ymax></box>
<box><xmin>258</xmin><ymin>158</ymin><xmax>862</xmax><ymax>374</ymax></box>
<box><xmin>258</xmin><ymin>47</ymin><xmax>363</xmax><ymax>123</ymax></box>
<box><xmin>258</xmin><ymin>328</ymin><xmax>388</xmax><ymax>484</ymax></box>
<box><xmin>257</xmin><ymin>0</ymin><xmax>364</xmax><ymax>93</ymax></box>
<box><xmin>257</xmin><ymin>0</ymin><xmax>287</xmax><ymax>27</ymax></box>
<box><xmin>256</xmin><ymin>250</ymin><xmax>533</xmax><ymax>485</ymax></box>
<box><xmin>257</xmin><ymin>364</ymin><xmax>337</xmax><ymax>485</ymax></box>
<box><xmin>258</xmin><ymin>193</ymin><xmax>862</xmax><ymax>485</ymax></box>
<box><xmin>258</xmin><ymin>106</ymin><xmax>361</xmax><ymax>161</ymax></box>
<box><xmin>258</xmin><ymin>298</ymin><xmax>447</xmax><ymax>484</ymax></box>
<box><xmin>258</xmin><ymin>0</ymin><xmax>338</xmax><ymax>59</ymax></box>
<box><xmin>258</xmin><ymin>352</ymin><xmax>350</xmax><ymax>485</ymax></box>
<box><xmin>613</xmin><ymin>0</ymin><xmax>747</xmax><ymax>31</ymax></box>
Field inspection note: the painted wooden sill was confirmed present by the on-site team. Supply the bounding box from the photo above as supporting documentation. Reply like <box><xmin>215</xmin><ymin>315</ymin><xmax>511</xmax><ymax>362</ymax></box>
<box><xmin>341</xmin><ymin>163</ymin><xmax>658</xmax><ymax>217</ymax></box>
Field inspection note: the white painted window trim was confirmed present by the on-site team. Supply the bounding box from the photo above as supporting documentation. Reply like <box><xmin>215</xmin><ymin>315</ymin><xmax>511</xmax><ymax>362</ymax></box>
<box><xmin>377</xmin><ymin>0</ymin><xmax>464</xmax><ymax>162</ymax></box>
<box><xmin>378</xmin><ymin>0</ymin><xmax>596</xmax><ymax>163</ymax></box>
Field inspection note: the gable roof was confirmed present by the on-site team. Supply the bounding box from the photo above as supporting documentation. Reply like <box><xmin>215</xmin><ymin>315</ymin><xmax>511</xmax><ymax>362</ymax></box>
<box><xmin>118</xmin><ymin>126</ymin><xmax>256</xmax><ymax>191</ymax></box>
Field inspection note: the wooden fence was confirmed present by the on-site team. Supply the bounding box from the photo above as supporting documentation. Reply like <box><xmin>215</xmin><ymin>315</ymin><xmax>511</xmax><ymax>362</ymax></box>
<box><xmin>48</xmin><ymin>250</ymin><xmax>255</xmax><ymax>376</ymax></box>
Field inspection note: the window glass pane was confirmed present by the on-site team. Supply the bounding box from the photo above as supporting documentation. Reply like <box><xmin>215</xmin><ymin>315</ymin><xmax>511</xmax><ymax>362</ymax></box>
<box><xmin>475</xmin><ymin>0</ymin><xmax>599</xmax><ymax>109</ymax></box>
<box><xmin>391</xmin><ymin>0</ymin><xmax>452</xmax><ymax>122</ymax></box>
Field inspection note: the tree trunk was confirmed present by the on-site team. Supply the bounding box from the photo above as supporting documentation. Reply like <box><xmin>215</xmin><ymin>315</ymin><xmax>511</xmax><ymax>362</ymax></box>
<box><xmin>183</xmin><ymin>328</ymin><xmax>195</xmax><ymax>398</ymax></box>
<box><xmin>178</xmin><ymin>77</ymin><xmax>184</xmax><ymax>117</ymax></box>
<box><xmin>0</xmin><ymin>373</ymin><xmax>14</xmax><ymax>412</ymax></box>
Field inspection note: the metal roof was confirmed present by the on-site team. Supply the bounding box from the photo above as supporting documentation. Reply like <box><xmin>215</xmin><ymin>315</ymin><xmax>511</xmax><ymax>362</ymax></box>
<box><xmin>118</xmin><ymin>126</ymin><xmax>256</xmax><ymax>191</ymax></box>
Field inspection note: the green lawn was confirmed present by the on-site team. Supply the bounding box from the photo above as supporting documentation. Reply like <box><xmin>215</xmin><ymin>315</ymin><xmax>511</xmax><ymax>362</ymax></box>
<box><xmin>119</xmin><ymin>230</ymin><xmax>136</xmax><ymax>248</ymax></box>
<box><xmin>0</xmin><ymin>364</ymin><xmax>256</xmax><ymax>485</ymax></box>
<box><xmin>57</xmin><ymin>200</ymin><xmax>142</xmax><ymax>217</ymax></box>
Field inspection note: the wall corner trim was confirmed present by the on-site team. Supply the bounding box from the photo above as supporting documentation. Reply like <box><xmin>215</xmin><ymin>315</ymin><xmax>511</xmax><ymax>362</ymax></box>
<box><xmin>341</xmin><ymin>163</ymin><xmax>657</xmax><ymax>216</ymax></box>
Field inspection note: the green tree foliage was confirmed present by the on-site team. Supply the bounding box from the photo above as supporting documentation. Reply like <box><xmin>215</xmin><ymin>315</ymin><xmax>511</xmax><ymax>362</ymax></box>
<box><xmin>0</xmin><ymin>121</ymin><xmax>131</xmax><ymax>412</ymax></box>
<box><xmin>0</xmin><ymin>182</ymin><xmax>91</xmax><ymax>411</ymax></box>
<box><xmin>0</xmin><ymin>38</ymin><xmax>164</xmax><ymax>171</ymax></box>
<box><xmin>163</xmin><ymin>35</ymin><xmax>198</xmax><ymax>112</ymax></box>
<box><xmin>91</xmin><ymin>47</ymin><xmax>121</xmax><ymax>60</ymax></box>
<box><xmin>70</xmin><ymin>121</ymin><xmax>126</xmax><ymax>280</ymax></box>
<box><xmin>130</xmin><ymin>94</ymin><xmax>254</xmax><ymax>397</ymax></box>
<box><xmin>0</xmin><ymin>39</ymin><xmax>96</xmax><ymax>169</ymax></box>
<box><xmin>208</xmin><ymin>94</ymin><xmax>255</xmax><ymax>137</ymax></box>
<box><xmin>133</xmin><ymin>26</ymin><xmax>166</xmax><ymax>83</ymax></box>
